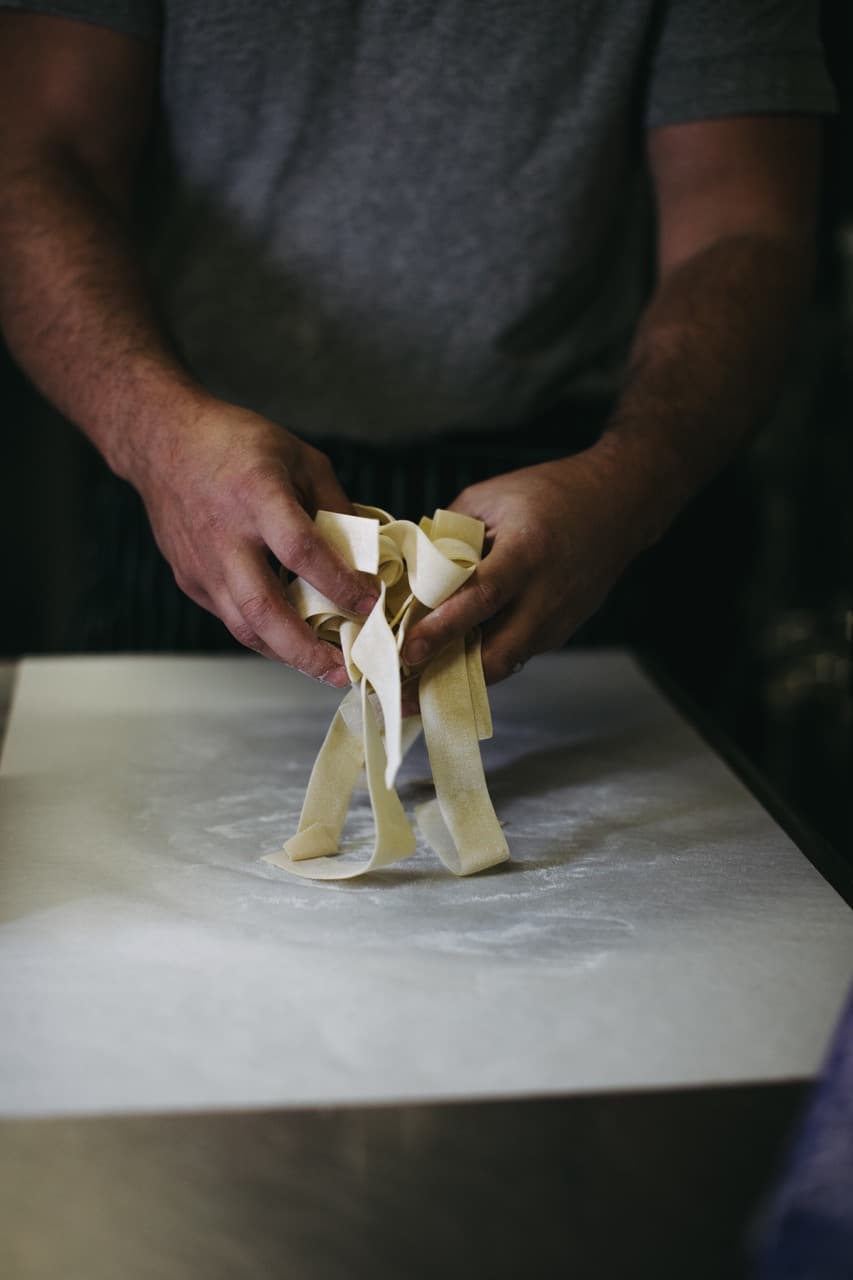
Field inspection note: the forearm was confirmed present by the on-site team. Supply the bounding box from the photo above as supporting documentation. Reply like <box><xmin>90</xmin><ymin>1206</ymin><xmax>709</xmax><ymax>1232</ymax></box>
<box><xmin>586</xmin><ymin>231</ymin><xmax>814</xmax><ymax>549</ymax></box>
<box><xmin>0</xmin><ymin>149</ymin><xmax>205</xmax><ymax>483</ymax></box>
<box><xmin>0</xmin><ymin>141</ymin><xmax>376</xmax><ymax>676</ymax></box>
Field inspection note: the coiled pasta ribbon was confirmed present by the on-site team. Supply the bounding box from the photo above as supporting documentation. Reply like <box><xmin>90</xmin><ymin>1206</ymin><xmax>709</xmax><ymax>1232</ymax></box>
<box><xmin>263</xmin><ymin>504</ymin><xmax>509</xmax><ymax>879</ymax></box>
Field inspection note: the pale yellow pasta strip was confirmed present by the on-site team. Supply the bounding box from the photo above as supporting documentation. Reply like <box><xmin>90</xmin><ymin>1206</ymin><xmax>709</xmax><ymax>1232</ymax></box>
<box><xmin>339</xmin><ymin>619</ymin><xmax>362</xmax><ymax>683</ymax></box>
<box><xmin>430</xmin><ymin>508</ymin><xmax>485</xmax><ymax>557</ymax></box>
<box><xmin>359</xmin><ymin>679</ymin><xmax>417</xmax><ymax>863</ymax></box>
<box><xmin>315</xmin><ymin>510</ymin><xmax>380</xmax><ymax>573</ymax></box>
<box><xmin>381</xmin><ymin>520</ymin><xmax>474</xmax><ymax>608</ymax></box>
<box><xmin>466</xmin><ymin>630</ymin><xmax>493</xmax><ymax>741</ymax></box>
<box><xmin>350</xmin><ymin>583</ymin><xmax>403</xmax><ymax>789</ymax></box>
<box><xmin>266</xmin><ymin>682</ymin><xmax>416</xmax><ymax>881</ymax></box>
<box><xmin>354</xmin><ymin>502</ymin><xmax>395</xmax><ymax>525</ymax></box>
<box><xmin>417</xmin><ymin>636</ymin><xmax>508</xmax><ymax>876</ymax></box>
<box><xmin>264</xmin><ymin>685</ymin><xmax>364</xmax><ymax>866</ymax></box>
<box><xmin>266</xmin><ymin>506</ymin><xmax>510</xmax><ymax>881</ymax></box>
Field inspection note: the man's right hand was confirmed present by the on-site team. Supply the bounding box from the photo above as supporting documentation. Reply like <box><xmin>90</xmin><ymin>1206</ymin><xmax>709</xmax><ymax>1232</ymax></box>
<box><xmin>131</xmin><ymin>397</ymin><xmax>378</xmax><ymax>684</ymax></box>
<box><xmin>0</xmin><ymin>13</ymin><xmax>376</xmax><ymax>684</ymax></box>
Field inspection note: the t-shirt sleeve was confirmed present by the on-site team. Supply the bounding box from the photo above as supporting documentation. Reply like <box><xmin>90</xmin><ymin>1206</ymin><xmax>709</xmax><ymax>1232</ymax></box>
<box><xmin>0</xmin><ymin>1</ymin><xmax>160</xmax><ymax>41</ymax></box>
<box><xmin>645</xmin><ymin>0</ymin><xmax>838</xmax><ymax>129</ymax></box>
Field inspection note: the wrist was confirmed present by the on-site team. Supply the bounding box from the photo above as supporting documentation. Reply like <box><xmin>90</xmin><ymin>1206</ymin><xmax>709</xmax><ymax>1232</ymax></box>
<box><xmin>103</xmin><ymin>365</ymin><xmax>216</xmax><ymax>488</ymax></box>
<box><xmin>584</xmin><ymin>424</ymin><xmax>692</xmax><ymax>550</ymax></box>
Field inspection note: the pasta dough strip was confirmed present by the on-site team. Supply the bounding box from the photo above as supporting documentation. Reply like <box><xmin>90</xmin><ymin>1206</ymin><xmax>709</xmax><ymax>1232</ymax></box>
<box><xmin>265</xmin><ymin>505</ymin><xmax>509</xmax><ymax>880</ymax></box>
<box><xmin>417</xmin><ymin>636</ymin><xmax>509</xmax><ymax>876</ymax></box>
<box><xmin>263</xmin><ymin>686</ymin><xmax>363</xmax><ymax>864</ymax></box>
<box><xmin>265</xmin><ymin>683</ymin><xmax>417</xmax><ymax>881</ymax></box>
<box><xmin>350</xmin><ymin>582</ymin><xmax>403</xmax><ymax>789</ymax></box>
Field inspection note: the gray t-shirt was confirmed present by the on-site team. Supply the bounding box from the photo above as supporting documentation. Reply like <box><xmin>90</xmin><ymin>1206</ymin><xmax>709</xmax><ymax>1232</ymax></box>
<box><xmin>4</xmin><ymin>1</ymin><xmax>839</xmax><ymax>442</ymax></box>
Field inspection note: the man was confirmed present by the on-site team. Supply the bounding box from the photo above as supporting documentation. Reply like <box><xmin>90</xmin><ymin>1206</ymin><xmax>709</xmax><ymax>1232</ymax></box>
<box><xmin>0</xmin><ymin>2</ymin><xmax>836</xmax><ymax>689</ymax></box>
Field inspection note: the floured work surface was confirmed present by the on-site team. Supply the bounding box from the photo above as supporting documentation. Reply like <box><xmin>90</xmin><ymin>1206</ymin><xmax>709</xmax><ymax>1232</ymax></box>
<box><xmin>1</xmin><ymin>653</ymin><xmax>851</xmax><ymax>1118</ymax></box>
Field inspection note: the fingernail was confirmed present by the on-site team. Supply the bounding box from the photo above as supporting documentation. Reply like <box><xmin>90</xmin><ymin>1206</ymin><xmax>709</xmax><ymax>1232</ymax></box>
<box><xmin>405</xmin><ymin>638</ymin><xmax>429</xmax><ymax>665</ymax></box>
<box><xmin>324</xmin><ymin>667</ymin><xmax>350</xmax><ymax>688</ymax></box>
<box><xmin>356</xmin><ymin>595</ymin><xmax>378</xmax><ymax>615</ymax></box>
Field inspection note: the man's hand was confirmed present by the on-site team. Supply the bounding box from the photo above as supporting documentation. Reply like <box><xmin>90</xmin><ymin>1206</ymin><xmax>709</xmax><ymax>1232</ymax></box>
<box><xmin>402</xmin><ymin>115</ymin><xmax>820</xmax><ymax>688</ymax></box>
<box><xmin>402</xmin><ymin>448</ymin><xmax>649</xmax><ymax>685</ymax></box>
<box><xmin>132</xmin><ymin>397</ymin><xmax>378</xmax><ymax>683</ymax></box>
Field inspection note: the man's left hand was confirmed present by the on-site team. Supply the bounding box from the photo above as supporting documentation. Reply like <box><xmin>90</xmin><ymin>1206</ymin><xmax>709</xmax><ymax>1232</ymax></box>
<box><xmin>402</xmin><ymin>448</ymin><xmax>652</xmax><ymax>686</ymax></box>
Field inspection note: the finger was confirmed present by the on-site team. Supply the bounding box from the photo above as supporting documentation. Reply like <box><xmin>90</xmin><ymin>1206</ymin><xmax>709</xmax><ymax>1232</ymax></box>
<box><xmin>211</xmin><ymin>601</ymin><xmax>283</xmax><ymax>663</ymax></box>
<box><xmin>402</xmin><ymin>537</ymin><xmax>526</xmax><ymax>668</ymax></box>
<box><xmin>173</xmin><ymin>571</ymin><xmax>217</xmax><ymax>616</ymax></box>
<box><xmin>174</xmin><ymin>572</ymin><xmax>285</xmax><ymax>657</ymax></box>
<box><xmin>172</xmin><ymin>567</ymin><xmax>260</xmax><ymax>646</ymax></box>
<box><xmin>255</xmin><ymin>488</ymin><xmax>378</xmax><ymax>615</ymax></box>
<box><xmin>478</xmin><ymin>604</ymin><xmax>539</xmax><ymax>686</ymax></box>
<box><xmin>479</xmin><ymin>590</ymin><xmax>588</xmax><ymax>685</ymax></box>
<box><xmin>220</xmin><ymin>546</ymin><xmax>350</xmax><ymax>685</ymax></box>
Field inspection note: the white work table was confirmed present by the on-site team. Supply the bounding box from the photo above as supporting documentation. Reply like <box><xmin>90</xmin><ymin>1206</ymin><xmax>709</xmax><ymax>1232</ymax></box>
<box><xmin>1</xmin><ymin>650</ymin><xmax>850</xmax><ymax>1120</ymax></box>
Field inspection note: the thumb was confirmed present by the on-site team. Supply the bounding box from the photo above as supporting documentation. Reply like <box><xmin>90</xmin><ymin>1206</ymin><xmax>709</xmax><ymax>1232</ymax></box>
<box><xmin>402</xmin><ymin>533</ymin><xmax>525</xmax><ymax>667</ymax></box>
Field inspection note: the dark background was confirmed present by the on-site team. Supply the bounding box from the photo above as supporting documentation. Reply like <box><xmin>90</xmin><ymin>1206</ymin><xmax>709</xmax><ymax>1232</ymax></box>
<box><xmin>2</xmin><ymin>3</ymin><xmax>851</xmax><ymax>861</ymax></box>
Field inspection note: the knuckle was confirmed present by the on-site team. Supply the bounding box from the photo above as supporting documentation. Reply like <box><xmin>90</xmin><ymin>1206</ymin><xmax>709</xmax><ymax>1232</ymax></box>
<box><xmin>338</xmin><ymin>571</ymin><xmax>368</xmax><ymax>606</ymax></box>
<box><xmin>279</xmin><ymin>529</ymin><xmax>320</xmax><ymax>574</ymax></box>
<box><xmin>236</xmin><ymin>590</ymin><xmax>277</xmax><ymax>632</ymax></box>
<box><xmin>233</xmin><ymin>462</ymin><xmax>288</xmax><ymax>511</ymax></box>
<box><xmin>474</xmin><ymin>574</ymin><xmax>504</xmax><ymax>616</ymax></box>
<box><xmin>203</xmin><ymin>507</ymin><xmax>230</xmax><ymax>539</ymax></box>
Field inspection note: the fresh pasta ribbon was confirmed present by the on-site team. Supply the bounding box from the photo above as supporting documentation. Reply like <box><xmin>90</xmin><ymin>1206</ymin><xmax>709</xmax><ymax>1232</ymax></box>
<box><xmin>263</xmin><ymin>504</ymin><xmax>509</xmax><ymax>880</ymax></box>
